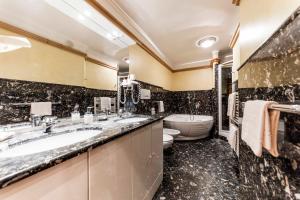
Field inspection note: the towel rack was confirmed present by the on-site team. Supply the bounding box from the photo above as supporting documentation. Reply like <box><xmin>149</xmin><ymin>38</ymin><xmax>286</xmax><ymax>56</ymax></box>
<box><xmin>242</xmin><ymin>102</ymin><xmax>300</xmax><ymax>115</ymax></box>
<box><xmin>269</xmin><ymin>104</ymin><xmax>300</xmax><ymax>114</ymax></box>
<box><xmin>0</xmin><ymin>101</ymin><xmax>62</xmax><ymax>107</ymax></box>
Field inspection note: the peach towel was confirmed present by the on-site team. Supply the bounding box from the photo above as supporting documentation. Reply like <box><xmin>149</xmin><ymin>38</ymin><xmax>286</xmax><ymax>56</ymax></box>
<box><xmin>242</xmin><ymin>100</ymin><xmax>280</xmax><ymax>157</ymax></box>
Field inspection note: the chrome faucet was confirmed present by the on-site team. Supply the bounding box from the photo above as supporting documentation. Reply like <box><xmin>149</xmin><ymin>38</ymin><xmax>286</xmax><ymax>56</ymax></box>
<box><xmin>42</xmin><ymin>116</ymin><xmax>57</xmax><ymax>133</ymax></box>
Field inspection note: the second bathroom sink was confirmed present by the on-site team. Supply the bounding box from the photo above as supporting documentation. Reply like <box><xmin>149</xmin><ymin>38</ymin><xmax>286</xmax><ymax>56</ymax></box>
<box><xmin>0</xmin><ymin>129</ymin><xmax>102</xmax><ymax>158</ymax></box>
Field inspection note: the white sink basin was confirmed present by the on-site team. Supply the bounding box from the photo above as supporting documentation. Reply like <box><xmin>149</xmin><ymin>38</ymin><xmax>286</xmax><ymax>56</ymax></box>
<box><xmin>116</xmin><ymin>117</ymin><xmax>149</xmax><ymax>124</ymax></box>
<box><xmin>0</xmin><ymin>130</ymin><xmax>101</xmax><ymax>158</ymax></box>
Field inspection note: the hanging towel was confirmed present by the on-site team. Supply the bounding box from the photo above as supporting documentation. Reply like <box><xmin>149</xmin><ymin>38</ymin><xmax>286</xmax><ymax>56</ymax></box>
<box><xmin>227</xmin><ymin>92</ymin><xmax>236</xmax><ymax>118</ymax></box>
<box><xmin>100</xmin><ymin>97</ymin><xmax>111</xmax><ymax>111</ymax></box>
<box><xmin>227</xmin><ymin>123</ymin><xmax>238</xmax><ymax>151</ymax></box>
<box><xmin>241</xmin><ymin>100</ymin><xmax>280</xmax><ymax>157</ymax></box>
<box><xmin>268</xmin><ymin>110</ymin><xmax>281</xmax><ymax>157</ymax></box>
<box><xmin>30</xmin><ymin>102</ymin><xmax>52</xmax><ymax>116</ymax></box>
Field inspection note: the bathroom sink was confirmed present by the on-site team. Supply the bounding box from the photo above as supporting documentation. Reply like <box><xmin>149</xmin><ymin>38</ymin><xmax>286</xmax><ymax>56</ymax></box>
<box><xmin>116</xmin><ymin>117</ymin><xmax>149</xmax><ymax>124</ymax></box>
<box><xmin>0</xmin><ymin>129</ymin><xmax>102</xmax><ymax>158</ymax></box>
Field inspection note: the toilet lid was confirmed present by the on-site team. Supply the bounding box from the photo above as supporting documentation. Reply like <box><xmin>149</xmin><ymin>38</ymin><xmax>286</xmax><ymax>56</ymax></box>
<box><xmin>163</xmin><ymin>134</ymin><xmax>173</xmax><ymax>143</ymax></box>
<box><xmin>163</xmin><ymin>128</ymin><xmax>181</xmax><ymax>136</ymax></box>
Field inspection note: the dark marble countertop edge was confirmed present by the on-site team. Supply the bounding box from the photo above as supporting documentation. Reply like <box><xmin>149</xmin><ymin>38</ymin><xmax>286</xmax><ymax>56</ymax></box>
<box><xmin>0</xmin><ymin>115</ymin><xmax>165</xmax><ymax>189</ymax></box>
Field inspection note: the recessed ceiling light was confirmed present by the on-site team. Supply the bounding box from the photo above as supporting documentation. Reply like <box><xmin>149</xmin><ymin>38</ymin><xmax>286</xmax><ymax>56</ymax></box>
<box><xmin>196</xmin><ymin>36</ymin><xmax>218</xmax><ymax>48</ymax></box>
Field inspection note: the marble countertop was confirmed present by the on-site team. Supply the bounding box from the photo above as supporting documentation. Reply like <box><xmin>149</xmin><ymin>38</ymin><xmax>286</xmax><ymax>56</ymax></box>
<box><xmin>0</xmin><ymin>114</ymin><xmax>164</xmax><ymax>189</ymax></box>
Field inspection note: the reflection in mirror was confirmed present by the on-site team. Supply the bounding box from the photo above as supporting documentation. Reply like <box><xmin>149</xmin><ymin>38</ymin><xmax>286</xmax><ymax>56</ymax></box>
<box><xmin>0</xmin><ymin>0</ymin><xmax>135</xmax><ymax>124</ymax></box>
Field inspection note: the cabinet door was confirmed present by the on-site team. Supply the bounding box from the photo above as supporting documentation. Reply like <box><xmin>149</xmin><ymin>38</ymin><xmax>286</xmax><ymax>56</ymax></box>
<box><xmin>0</xmin><ymin>153</ymin><xmax>88</xmax><ymax>200</ymax></box>
<box><xmin>147</xmin><ymin>120</ymin><xmax>163</xmax><ymax>199</ymax></box>
<box><xmin>150</xmin><ymin>120</ymin><xmax>163</xmax><ymax>182</ymax></box>
<box><xmin>132</xmin><ymin>126</ymin><xmax>152</xmax><ymax>200</ymax></box>
<box><xmin>89</xmin><ymin>134</ymin><xmax>132</xmax><ymax>200</ymax></box>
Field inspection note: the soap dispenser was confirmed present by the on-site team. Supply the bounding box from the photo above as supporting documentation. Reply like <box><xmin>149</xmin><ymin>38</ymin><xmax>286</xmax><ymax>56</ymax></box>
<box><xmin>84</xmin><ymin>107</ymin><xmax>93</xmax><ymax>124</ymax></box>
<box><xmin>71</xmin><ymin>103</ymin><xmax>80</xmax><ymax>121</ymax></box>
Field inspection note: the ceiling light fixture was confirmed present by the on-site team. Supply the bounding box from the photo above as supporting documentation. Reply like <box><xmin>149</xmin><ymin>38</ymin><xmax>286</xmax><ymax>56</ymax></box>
<box><xmin>196</xmin><ymin>36</ymin><xmax>218</xmax><ymax>48</ymax></box>
<box><xmin>0</xmin><ymin>35</ymin><xmax>31</xmax><ymax>53</ymax></box>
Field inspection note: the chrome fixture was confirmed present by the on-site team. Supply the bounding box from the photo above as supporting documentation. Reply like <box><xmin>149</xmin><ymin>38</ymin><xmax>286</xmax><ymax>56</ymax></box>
<box><xmin>42</xmin><ymin>116</ymin><xmax>57</xmax><ymax>133</ymax></box>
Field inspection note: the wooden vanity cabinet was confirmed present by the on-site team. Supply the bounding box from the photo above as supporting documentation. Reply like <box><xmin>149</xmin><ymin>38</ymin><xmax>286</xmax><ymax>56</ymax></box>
<box><xmin>89</xmin><ymin>120</ymin><xmax>163</xmax><ymax>200</ymax></box>
<box><xmin>0</xmin><ymin>120</ymin><xmax>163</xmax><ymax>200</ymax></box>
<box><xmin>89</xmin><ymin>134</ymin><xmax>133</xmax><ymax>200</ymax></box>
<box><xmin>0</xmin><ymin>153</ymin><xmax>88</xmax><ymax>200</ymax></box>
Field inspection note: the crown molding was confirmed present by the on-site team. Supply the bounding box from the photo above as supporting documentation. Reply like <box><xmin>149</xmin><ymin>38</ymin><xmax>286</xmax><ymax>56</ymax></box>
<box><xmin>229</xmin><ymin>23</ymin><xmax>240</xmax><ymax>48</ymax></box>
<box><xmin>85</xmin><ymin>0</ymin><xmax>174</xmax><ymax>72</ymax></box>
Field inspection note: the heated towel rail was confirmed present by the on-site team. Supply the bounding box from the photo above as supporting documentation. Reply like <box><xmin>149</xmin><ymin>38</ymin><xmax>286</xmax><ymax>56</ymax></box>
<box><xmin>241</xmin><ymin>102</ymin><xmax>300</xmax><ymax>115</ymax></box>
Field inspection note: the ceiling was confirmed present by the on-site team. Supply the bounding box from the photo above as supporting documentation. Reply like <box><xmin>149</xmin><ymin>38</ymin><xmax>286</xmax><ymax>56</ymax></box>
<box><xmin>103</xmin><ymin>0</ymin><xmax>239</xmax><ymax>69</ymax></box>
<box><xmin>0</xmin><ymin>0</ymin><xmax>135</xmax><ymax>67</ymax></box>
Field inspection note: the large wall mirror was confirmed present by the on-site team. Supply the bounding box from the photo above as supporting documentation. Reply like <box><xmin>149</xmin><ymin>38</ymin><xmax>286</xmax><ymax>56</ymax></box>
<box><xmin>0</xmin><ymin>0</ymin><xmax>135</xmax><ymax>124</ymax></box>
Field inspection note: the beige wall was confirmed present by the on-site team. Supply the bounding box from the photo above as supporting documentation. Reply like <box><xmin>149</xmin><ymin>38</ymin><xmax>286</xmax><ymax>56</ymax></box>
<box><xmin>0</xmin><ymin>27</ymin><xmax>117</xmax><ymax>90</ymax></box>
<box><xmin>172</xmin><ymin>68</ymin><xmax>213</xmax><ymax>91</ymax></box>
<box><xmin>85</xmin><ymin>61</ymin><xmax>117</xmax><ymax>90</ymax></box>
<box><xmin>0</xmin><ymin>28</ymin><xmax>85</xmax><ymax>86</ymax></box>
<box><xmin>239</xmin><ymin>0</ymin><xmax>300</xmax><ymax>65</ymax></box>
<box><xmin>129</xmin><ymin>44</ymin><xmax>214</xmax><ymax>91</ymax></box>
<box><xmin>129</xmin><ymin>44</ymin><xmax>172</xmax><ymax>90</ymax></box>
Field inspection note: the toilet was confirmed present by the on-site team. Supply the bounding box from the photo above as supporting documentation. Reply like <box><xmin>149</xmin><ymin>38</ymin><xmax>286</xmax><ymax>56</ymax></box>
<box><xmin>163</xmin><ymin>134</ymin><xmax>174</xmax><ymax>149</ymax></box>
<box><xmin>163</xmin><ymin>128</ymin><xmax>181</xmax><ymax>149</ymax></box>
<box><xmin>163</xmin><ymin>128</ymin><xmax>181</xmax><ymax>138</ymax></box>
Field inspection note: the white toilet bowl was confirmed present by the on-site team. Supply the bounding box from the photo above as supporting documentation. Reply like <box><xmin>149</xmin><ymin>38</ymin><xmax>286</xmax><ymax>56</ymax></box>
<box><xmin>163</xmin><ymin>128</ymin><xmax>181</xmax><ymax>138</ymax></box>
<box><xmin>163</xmin><ymin>134</ymin><xmax>173</xmax><ymax>149</ymax></box>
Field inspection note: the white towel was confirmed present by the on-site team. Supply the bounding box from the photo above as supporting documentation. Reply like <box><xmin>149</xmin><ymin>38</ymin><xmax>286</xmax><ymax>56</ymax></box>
<box><xmin>100</xmin><ymin>97</ymin><xmax>111</xmax><ymax>111</ymax></box>
<box><xmin>227</xmin><ymin>92</ymin><xmax>236</xmax><ymax>118</ymax></box>
<box><xmin>158</xmin><ymin>101</ymin><xmax>164</xmax><ymax>113</ymax></box>
<box><xmin>30</xmin><ymin>102</ymin><xmax>52</xmax><ymax>116</ymax></box>
<box><xmin>227</xmin><ymin>123</ymin><xmax>238</xmax><ymax>151</ymax></box>
<box><xmin>241</xmin><ymin>100</ymin><xmax>275</xmax><ymax>157</ymax></box>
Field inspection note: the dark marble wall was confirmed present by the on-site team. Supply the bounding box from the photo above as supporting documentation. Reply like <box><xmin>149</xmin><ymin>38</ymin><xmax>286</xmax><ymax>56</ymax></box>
<box><xmin>0</xmin><ymin>78</ymin><xmax>116</xmax><ymax>125</ymax></box>
<box><xmin>238</xmin><ymin>7</ymin><xmax>300</xmax><ymax>200</ymax></box>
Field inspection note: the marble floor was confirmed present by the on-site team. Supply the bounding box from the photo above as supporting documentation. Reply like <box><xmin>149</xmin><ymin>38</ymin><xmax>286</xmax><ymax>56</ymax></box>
<box><xmin>153</xmin><ymin>138</ymin><xmax>239</xmax><ymax>200</ymax></box>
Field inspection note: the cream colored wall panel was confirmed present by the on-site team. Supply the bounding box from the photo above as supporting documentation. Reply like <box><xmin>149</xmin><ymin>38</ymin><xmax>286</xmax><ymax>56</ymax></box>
<box><xmin>129</xmin><ymin>44</ymin><xmax>172</xmax><ymax>90</ymax></box>
<box><xmin>0</xmin><ymin>28</ymin><xmax>85</xmax><ymax>86</ymax></box>
<box><xmin>172</xmin><ymin>68</ymin><xmax>214</xmax><ymax>91</ymax></box>
<box><xmin>0</xmin><ymin>154</ymin><xmax>88</xmax><ymax>200</ymax></box>
<box><xmin>85</xmin><ymin>61</ymin><xmax>117</xmax><ymax>90</ymax></box>
<box><xmin>239</xmin><ymin>0</ymin><xmax>300</xmax><ymax>65</ymax></box>
<box><xmin>89</xmin><ymin>134</ymin><xmax>132</xmax><ymax>200</ymax></box>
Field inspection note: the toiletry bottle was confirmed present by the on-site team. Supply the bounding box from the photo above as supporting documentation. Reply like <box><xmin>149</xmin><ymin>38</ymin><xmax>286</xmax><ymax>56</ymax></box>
<box><xmin>84</xmin><ymin>107</ymin><xmax>93</xmax><ymax>124</ymax></box>
<box><xmin>151</xmin><ymin>107</ymin><xmax>156</xmax><ymax>115</ymax></box>
<box><xmin>71</xmin><ymin>103</ymin><xmax>80</xmax><ymax>121</ymax></box>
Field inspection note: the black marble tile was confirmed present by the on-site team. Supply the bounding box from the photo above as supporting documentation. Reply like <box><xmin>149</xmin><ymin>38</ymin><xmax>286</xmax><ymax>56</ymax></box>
<box><xmin>237</xmin><ymin>6</ymin><xmax>300</xmax><ymax>200</ymax></box>
<box><xmin>153</xmin><ymin>139</ymin><xmax>239</xmax><ymax>200</ymax></box>
<box><xmin>0</xmin><ymin>78</ymin><xmax>117</xmax><ymax>125</ymax></box>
